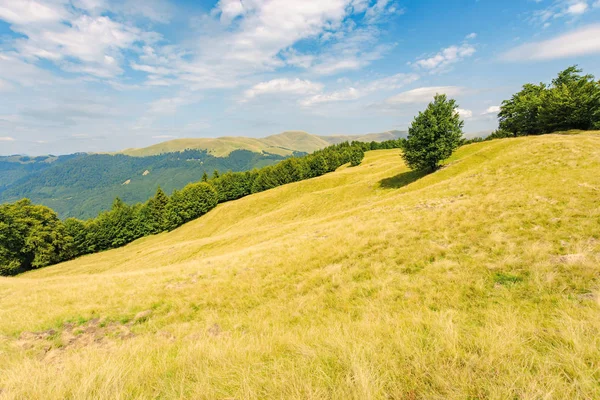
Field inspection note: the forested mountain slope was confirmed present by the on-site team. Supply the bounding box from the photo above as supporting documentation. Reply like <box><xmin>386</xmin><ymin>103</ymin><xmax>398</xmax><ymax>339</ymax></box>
<box><xmin>1</xmin><ymin>133</ymin><xmax>599</xmax><ymax>398</ymax></box>
<box><xmin>0</xmin><ymin>149</ymin><xmax>290</xmax><ymax>218</ymax></box>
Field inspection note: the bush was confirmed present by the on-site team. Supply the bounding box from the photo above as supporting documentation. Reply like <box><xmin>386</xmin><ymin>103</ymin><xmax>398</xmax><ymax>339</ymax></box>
<box><xmin>402</xmin><ymin>94</ymin><xmax>464</xmax><ymax>171</ymax></box>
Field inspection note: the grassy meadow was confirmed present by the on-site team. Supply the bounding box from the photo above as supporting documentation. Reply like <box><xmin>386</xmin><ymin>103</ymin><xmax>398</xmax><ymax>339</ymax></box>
<box><xmin>1</xmin><ymin>133</ymin><xmax>600</xmax><ymax>399</ymax></box>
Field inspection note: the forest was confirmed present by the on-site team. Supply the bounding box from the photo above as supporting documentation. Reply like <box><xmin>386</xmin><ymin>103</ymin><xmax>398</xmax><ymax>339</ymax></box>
<box><xmin>0</xmin><ymin>149</ymin><xmax>293</xmax><ymax>219</ymax></box>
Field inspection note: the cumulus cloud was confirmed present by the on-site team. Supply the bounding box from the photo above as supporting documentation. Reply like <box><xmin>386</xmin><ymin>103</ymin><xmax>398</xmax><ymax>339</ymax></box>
<box><xmin>456</xmin><ymin>108</ymin><xmax>473</xmax><ymax>119</ymax></box>
<box><xmin>412</xmin><ymin>43</ymin><xmax>476</xmax><ymax>74</ymax></box>
<box><xmin>502</xmin><ymin>24</ymin><xmax>600</xmax><ymax>61</ymax></box>
<box><xmin>483</xmin><ymin>106</ymin><xmax>501</xmax><ymax>115</ymax></box>
<box><xmin>385</xmin><ymin>86</ymin><xmax>465</xmax><ymax>105</ymax></box>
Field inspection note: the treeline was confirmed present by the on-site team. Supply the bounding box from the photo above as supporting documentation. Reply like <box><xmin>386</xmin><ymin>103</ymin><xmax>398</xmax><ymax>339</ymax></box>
<box><xmin>0</xmin><ymin>140</ymin><xmax>401</xmax><ymax>275</ymax></box>
<box><xmin>493</xmin><ymin>66</ymin><xmax>600</xmax><ymax>138</ymax></box>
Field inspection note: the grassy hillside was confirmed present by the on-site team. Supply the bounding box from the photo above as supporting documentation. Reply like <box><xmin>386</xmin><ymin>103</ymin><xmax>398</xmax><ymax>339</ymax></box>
<box><xmin>1</xmin><ymin>134</ymin><xmax>600</xmax><ymax>398</ymax></box>
<box><xmin>120</xmin><ymin>131</ymin><xmax>327</xmax><ymax>157</ymax></box>
<box><xmin>119</xmin><ymin>130</ymin><xmax>406</xmax><ymax>157</ymax></box>
<box><xmin>319</xmin><ymin>129</ymin><xmax>407</xmax><ymax>145</ymax></box>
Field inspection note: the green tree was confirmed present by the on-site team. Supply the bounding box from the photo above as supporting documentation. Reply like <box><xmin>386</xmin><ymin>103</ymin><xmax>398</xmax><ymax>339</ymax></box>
<box><xmin>497</xmin><ymin>66</ymin><xmax>600</xmax><ymax>136</ymax></box>
<box><xmin>402</xmin><ymin>94</ymin><xmax>464</xmax><ymax>171</ymax></box>
<box><xmin>347</xmin><ymin>147</ymin><xmax>365</xmax><ymax>167</ymax></box>
<box><xmin>201</xmin><ymin>171</ymin><xmax>209</xmax><ymax>182</ymax></box>
<box><xmin>165</xmin><ymin>182</ymin><xmax>218</xmax><ymax>229</ymax></box>
<box><xmin>0</xmin><ymin>199</ymin><xmax>72</xmax><ymax>275</ymax></box>
<box><xmin>147</xmin><ymin>187</ymin><xmax>169</xmax><ymax>233</ymax></box>
<box><xmin>308</xmin><ymin>155</ymin><xmax>328</xmax><ymax>177</ymax></box>
<box><xmin>498</xmin><ymin>83</ymin><xmax>546</xmax><ymax>136</ymax></box>
<box><xmin>539</xmin><ymin>66</ymin><xmax>600</xmax><ymax>132</ymax></box>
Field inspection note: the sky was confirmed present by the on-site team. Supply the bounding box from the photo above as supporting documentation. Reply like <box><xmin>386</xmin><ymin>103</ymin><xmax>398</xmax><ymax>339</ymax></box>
<box><xmin>1</xmin><ymin>0</ymin><xmax>600</xmax><ymax>155</ymax></box>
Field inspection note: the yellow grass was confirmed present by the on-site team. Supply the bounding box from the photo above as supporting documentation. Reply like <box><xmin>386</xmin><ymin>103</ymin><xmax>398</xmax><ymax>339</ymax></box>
<box><xmin>2</xmin><ymin>133</ymin><xmax>600</xmax><ymax>399</ymax></box>
<box><xmin>120</xmin><ymin>131</ymin><xmax>331</xmax><ymax>157</ymax></box>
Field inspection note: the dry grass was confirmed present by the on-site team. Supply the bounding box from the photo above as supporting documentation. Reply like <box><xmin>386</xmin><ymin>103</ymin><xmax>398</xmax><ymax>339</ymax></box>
<box><xmin>119</xmin><ymin>131</ymin><xmax>330</xmax><ymax>157</ymax></box>
<box><xmin>1</xmin><ymin>134</ymin><xmax>600</xmax><ymax>399</ymax></box>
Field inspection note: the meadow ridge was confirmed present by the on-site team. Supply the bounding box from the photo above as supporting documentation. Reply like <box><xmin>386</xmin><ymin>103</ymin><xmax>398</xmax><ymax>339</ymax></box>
<box><xmin>1</xmin><ymin>133</ymin><xmax>600</xmax><ymax>398</ymax></box>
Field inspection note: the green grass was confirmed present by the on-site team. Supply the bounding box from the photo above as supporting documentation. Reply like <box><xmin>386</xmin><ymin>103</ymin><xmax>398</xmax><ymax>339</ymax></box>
<box><xmin>1</xmin><ymin>133</ymin><xmax>600</xmax><ymax>399</ymax></box>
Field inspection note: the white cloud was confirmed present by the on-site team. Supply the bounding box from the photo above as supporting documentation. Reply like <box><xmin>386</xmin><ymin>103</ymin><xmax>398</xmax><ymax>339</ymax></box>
<box><xmin>412</xmin><ymin>44</ymin><xmax>476</xmax><ymax>73</ymax></box>
<box><xmin>300</xmin><ymin>87</ymin><xmax>360</xmax><ymax>106</ymax></box>
<box><xmin>0</xmin><ymin>78</ymin><xmax>13</xmax><ymax>91</ymax></box>
<box><xmin>483</xmin><ymin>106</ymin><xmax>500</xmax><ymax>115</ymax></box>
<box><xmin>567</xmin><ymin>1</ymin><xmax>589</xmax><ymax>14</ymax></box>
<box><xmin>0</xmin><ymin>0</ymin><xmax>161</xmax><ymax>79</ymax></box>
<box><xmin>466</xmin><ymin>32</ymin><xmax>477</xmax><ymax>39</ymax></box>
<box><xmin>385</xmin><ymin>86</ymin><xmax>465</xmax><ymax>105</ymax></box>
<box><xmin>0</xmin><ymin>0</ymin><xmax>66</xmax><ymax>24</ymax></box>
<box><xmin>133</xmin><ymin>0</ymin><xmax>401</xmax><ymax>88</ymax></box>
<box><xmin>502</xmin><ymin>24</ymin><xmax>600</xmax><ymax>61</ymax></box>
<box><xmin>532</xmin><ymin>0</ymin><xmax>593</xmax><ymax>26</ymax></box>
<box><xmin>244</xmin><ymin>78</ymin><xmax>324</xmax><ymax>100</ymax></box>
<box><xmin>362</xmin><ymin>73</ymin><xmax>420</xmax><ymax>92</ymax></box>
<box><xmin>0</xmin><ymin>136</ymin><xmax>15</xmax><ymax>141</ymax></box>
<box><xmin>0</xmin><ymin>52</ymin><xmax>59</xmax><ymax>86</ymax></box>
<box><xmin>215</xmin><ymin>0</ymin><xmax>245</xmax><ymax>24</ymax></box>
<box><xmin>456</xmin><ymin>108</ymin><xmax>472</xmax><ymax>119</ymax></box>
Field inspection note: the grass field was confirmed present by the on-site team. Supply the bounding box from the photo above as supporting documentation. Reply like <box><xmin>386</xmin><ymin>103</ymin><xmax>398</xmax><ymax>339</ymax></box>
<box><xmin>1</xmin><ymin>133</ymin><xmax>600</xmax><ymax>399</ymax></box>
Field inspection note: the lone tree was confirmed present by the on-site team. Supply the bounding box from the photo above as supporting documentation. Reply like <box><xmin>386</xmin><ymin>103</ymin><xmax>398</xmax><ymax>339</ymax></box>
<box><xmin>402</xmin><ymin>94</ymin><xmax>464</xmax><ymax>171</ymax></box>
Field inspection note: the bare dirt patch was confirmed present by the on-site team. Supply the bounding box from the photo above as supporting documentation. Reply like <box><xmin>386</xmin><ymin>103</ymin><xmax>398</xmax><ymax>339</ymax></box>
<box><xmin>14</xmin><ymin>318</ymin><xmax>138</xmax><ymax>362</ymax></box>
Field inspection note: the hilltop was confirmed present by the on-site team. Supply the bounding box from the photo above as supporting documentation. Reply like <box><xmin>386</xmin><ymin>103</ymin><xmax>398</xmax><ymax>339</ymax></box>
<box><xmin>120</xmin><ymin>130</ymin><xmax>407</xmax><ymax>157</ymax></box>
<box><xmin>1</xmin><ymin>133</ymin><xmax>599</xmax><ymax>398</ymax></box>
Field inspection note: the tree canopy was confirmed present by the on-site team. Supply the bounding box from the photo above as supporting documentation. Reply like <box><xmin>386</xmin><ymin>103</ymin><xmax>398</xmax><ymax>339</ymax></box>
<box><xmin>498</xmin><ymin>66</ymin><xmax>600</xmax><ymax>136</ymax></box>
<box><xmin>402</xmin><ymin>94</ymin><xmax>464</xmax><ymax>171</ymax></box>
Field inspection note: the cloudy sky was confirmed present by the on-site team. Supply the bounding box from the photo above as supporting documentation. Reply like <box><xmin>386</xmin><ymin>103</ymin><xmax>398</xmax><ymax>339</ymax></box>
<box><xmin>1</xmin><ymin>0</ymin><xmax>600</xmax><ymax>155</ymax></box>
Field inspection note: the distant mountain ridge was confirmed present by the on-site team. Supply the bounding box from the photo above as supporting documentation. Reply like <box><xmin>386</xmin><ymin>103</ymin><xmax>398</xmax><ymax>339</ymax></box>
<box><xmin>119</xmin><ymin>130</ymin><xmax>407</xmax><ymax>157</ymax></box>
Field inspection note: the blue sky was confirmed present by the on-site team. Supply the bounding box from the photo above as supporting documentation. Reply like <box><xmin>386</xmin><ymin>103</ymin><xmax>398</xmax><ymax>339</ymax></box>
<box><xmin>1</xmin><ymin>0</ymin><xmax>600</xmax><ymax>155</ymax></box>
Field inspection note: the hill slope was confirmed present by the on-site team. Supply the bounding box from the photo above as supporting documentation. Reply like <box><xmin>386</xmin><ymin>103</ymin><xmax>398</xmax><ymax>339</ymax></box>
<box><xmin>119</xmin><ymin>130</ymin><xmax>407</xmax><ymax>157</ymax></box>
<box><xmin>1</xmin><ymin>134</ymin><xmax>600</xmax><ymax>398</ymax></box>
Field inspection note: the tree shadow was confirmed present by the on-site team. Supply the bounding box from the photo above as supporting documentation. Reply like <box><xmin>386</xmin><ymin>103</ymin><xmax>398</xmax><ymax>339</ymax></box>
<box><xmin>379</xmin><ymin>169</ymin><xmax>429</xmax><ymax>189</ymax></box>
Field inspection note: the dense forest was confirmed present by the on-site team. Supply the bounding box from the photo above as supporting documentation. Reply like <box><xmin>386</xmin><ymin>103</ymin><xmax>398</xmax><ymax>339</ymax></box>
<box><xmin>0</xmin><ymin>140</ymin><xmax>402</xmax><ymax>275</ymax></box>
<box><xmin>0</xmin><ymin>149</ymin><xmax>293</xmax><ymax>219</ymax></box>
